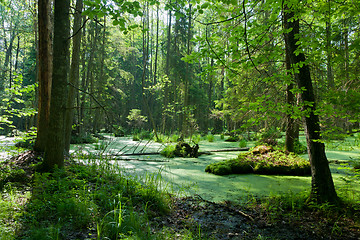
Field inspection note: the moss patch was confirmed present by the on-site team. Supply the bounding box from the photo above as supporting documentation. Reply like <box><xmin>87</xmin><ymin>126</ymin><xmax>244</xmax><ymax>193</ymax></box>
<box><xmin>205</xmin><ymin>145</ymin><xmax>311</xmax><ymax>176</ymax></box>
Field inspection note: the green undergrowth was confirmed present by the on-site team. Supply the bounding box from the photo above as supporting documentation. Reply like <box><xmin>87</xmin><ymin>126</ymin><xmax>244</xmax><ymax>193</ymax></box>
<box><xmin>205</xmin><ymin>146</ymin><xmax>311</xmax><ymax>176</ymax></box>
<box><xmin>1</xmin><ymin>155</ymin><xmax>175</xmax><ymax>240</ymax></box>
<box><xmin>245</xmin><ymin>190</ymin><xmax>360</xmax><ymax>237</ymax></box>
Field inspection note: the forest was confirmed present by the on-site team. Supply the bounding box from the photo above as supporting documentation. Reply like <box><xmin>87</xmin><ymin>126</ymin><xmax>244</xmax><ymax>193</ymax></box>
<box><xmin>0</xmin><ymin>0</ymin><xmax>359</xmax><ymax>239</ymax></box>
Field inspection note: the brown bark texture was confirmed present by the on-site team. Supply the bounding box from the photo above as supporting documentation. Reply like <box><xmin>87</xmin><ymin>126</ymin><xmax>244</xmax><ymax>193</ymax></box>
<box><xmin>65</xmin><ymin>0</ymin><xmax>83</xmax><ymax>153</ymax></box>
<box><xmin>283</xmin><ymin>4</ymin><xmax>338</xmax><ymax>203</ymax></box>
<box><xmin>43</xmin><ymin>0</ymin><xmax>70</xmax><ymax>169</ymax></box>
<box><xmin>34</xmin><ymin>0</ymin><xmax>52</xmax><ymax>152</ymax></box>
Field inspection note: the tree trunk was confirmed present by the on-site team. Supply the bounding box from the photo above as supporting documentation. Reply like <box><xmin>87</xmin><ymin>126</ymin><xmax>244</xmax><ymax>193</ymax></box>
<box><xmin>34</xmin><ymin>0</ymin><xmax>52</xmax><ymax>152</ymax></box>
<box><xmin>326</xmin><ymin>0</ymin><xmax>334</xmax><ymax>88</ymax></box>
<box><xmin>181</xmin><ymin>3</ymin><xmax>192</xmax><ymax>135</ymax></box>
<box><xmin>43</xmin><ymin>0</ymin><xmax>70</xmax><ymax>169</ymax></box>
<box><xmin>153</xmin><ymin>4</ymin><xmax>159</xmax><ymax>85</ymax></box>
<box><xmin>162</xmin><ymin>6</ymin><xmax>172</xmax><ymax>132</ymax></box>
<box><xmin>283</xmin><ymin>4</ymin><xmax>338</xmax><ymax>203</ymax></box>
<box><xmin>2</xmin><ymin>29</ymin><xmax>16</xmax><ymax>89</ymax></box>
<box><xmin>64</xmin><ymin>0</ymin><xmax>83</xmax><ymax>154</ymax></box>
<box><xmin>93</xmin><ymin>17</ymin><xmax>106</xmax><ymax>133</ymax></box>
<box><xmin>284</xmin><ymin>40</ymin><xmax>297</xmax><ymax>152</ymax></box>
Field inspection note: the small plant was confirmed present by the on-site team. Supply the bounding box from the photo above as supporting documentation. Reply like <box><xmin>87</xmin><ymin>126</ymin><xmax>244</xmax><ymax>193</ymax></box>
<box><xmin>225</xmin><ymin>135</ymin><xmax>239</xmax><ymax>142</ymax></box>
<box><xmin>170</xmin><ymin>134</ymin><xmax>180</xmax><ymax>142</ymax></box>
<box><xmin>160</xmin><ymin>144</ymin><xmax>177</xmax><ymax>158</ymax></box>
<box><xmin>113</xmin><ymin>125</ymin><xmax>125</xmax><ymax>137</ymax></box>
<box><xmin>206</xmin><ymin>134</ymin><xmax>215</xmax><ymax>142</ymax></box>
<box><xmin>94</xmin><ymin>142</ymin><xmax>107</xmax><ymax>151</ymax></box>
<box><xmin>71</xmin><ymin>133</ymin><xmax>98</xmax><ymax>144</ymax></box>
<box><xmin>239</xmin><ymin>139</ymin><xmax>247</xmax><ymax>148</ymax></box>
<box><xmin>192</xmin><ymin>134</ymin><xmax>202</xmax><ymax>144</ymax></box>
<box><xmin>139</xmin><ymin>130</ymin><xmax>152</xmax><ymax>140</ymax></box>
<box><xmin>132</xmin><ymin>133</ymin><xmax>140</xmax><ymax>141</ymax></box>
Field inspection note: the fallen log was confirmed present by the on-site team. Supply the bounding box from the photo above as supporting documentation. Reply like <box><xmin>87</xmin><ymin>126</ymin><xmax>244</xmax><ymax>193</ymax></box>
<box><xmin>110</xmin><ymin>147</ymin><xmax>250</xmax><ymax>157</ymax></box>
<box><xmin>202</xmin><ymin>147</ymin><xmax>250</xmax><ymax>153</ymax></box>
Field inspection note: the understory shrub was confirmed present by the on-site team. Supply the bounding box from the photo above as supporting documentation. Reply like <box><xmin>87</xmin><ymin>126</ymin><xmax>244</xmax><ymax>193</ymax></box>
<box><xmin>16</xmin><ymin>161</ymin><xmax>170</xmax><ymax>239</ymax></box>
<box><xmin>71</xmin><ymin>134</ymin><xmax>98</xmax><ymax>144</ymax></box>
<box><xmin>160</xmin><ymin>144</ymin><xmax>177</xmax><ymax>158</ymax></box>
<box><xmin>205</xmin><ymin>146</ymin><xmax>311</xmax><ymax>176</ymax></box>
<box><xmin>206</xmin><ymin>134</ymin><xmax>215</xmax><ymax>142</ymax></box>
<box><xmin>161</xmin><ymin>142</ymin><xmax>199</xmax><ymax>158</ymax></box>
<box><xmin>293</xmin><ymin>140</ymin><xmax>307</xmax><ymax>154</ymax></box>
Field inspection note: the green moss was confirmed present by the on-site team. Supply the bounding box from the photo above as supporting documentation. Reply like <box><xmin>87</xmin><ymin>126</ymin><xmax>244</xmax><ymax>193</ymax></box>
<box><xmin>205</xmin><ymin>150</ymin><xmax>311</xmax><ymax>176</ymax></box>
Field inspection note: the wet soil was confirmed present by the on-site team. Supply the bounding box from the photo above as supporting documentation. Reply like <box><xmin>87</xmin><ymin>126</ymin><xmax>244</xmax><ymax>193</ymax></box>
<box><xmin>155</xmin><ymin>196</ymin><xmax>360</xmax><ymax>240</ymax></box>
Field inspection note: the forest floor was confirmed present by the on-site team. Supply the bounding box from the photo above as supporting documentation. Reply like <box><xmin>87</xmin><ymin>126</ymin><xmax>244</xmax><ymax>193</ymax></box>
<box><xmin>155</xmin><ymin>195</ymin><xmax>360</xmax><ymax>240</ymax></box>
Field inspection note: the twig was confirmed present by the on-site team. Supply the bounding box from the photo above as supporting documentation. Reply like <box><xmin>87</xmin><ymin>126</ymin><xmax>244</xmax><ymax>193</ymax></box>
<box><xmin>67</xmin><ymin>81</ymin><xmax>112</xmax><ymax>129</ymax></box>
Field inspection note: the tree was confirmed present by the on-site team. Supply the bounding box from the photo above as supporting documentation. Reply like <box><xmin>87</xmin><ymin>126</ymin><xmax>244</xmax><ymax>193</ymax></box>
<box><xmin>64</xmin><ymin>0</ymin><xmax>83</xmax><ymax>154</ymax></box>
<box><xmin>43</xmin><ymin>0</ymin><xmax>71</xmax><ymax>169</ymax></box>
<box><xmin>34</xmin><ymin>0</ymin><xmax>52</xmax><ymax>152</ymax></box>
<box><xmin>283</xmin><ymin>2</ymin><xmax>338</xmax><ymax>203</ymax></box>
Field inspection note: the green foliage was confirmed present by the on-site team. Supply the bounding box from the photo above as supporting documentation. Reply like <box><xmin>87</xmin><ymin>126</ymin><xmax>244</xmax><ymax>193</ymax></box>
<box><xmin>127</xmin><ymin>109</ymin><xmax>148</xmax><ymax>129</ymax></box>
<box><xmin>0</xmin><ymin>184</ymin><xmax>29</xmax><ymax>240</ymax></box>
<box><xmin>83</xmin><ymin>0</ymin><xmax>143</xmax><ymax>33</ymax></box>
<box><xmin>191</xmin><ymin>134</ymin><xmax>202</xmax><ymax>144</ymax></box>
<box><xmin>239</xmin><ymin>139</ymin><xmax>247</xmax><ymax>148</ymax></box>
<box><xmin>70</xmin><ymin>134</ymin><xmax>98</xmax><ymax>144</ymax></box>
<box><xmin>0</xmin><ymin>75</ymin><xmax>36</xmax><ymax>132</ymax></box>
<box><xmin>160</xmin><ymin>144</ymin><xmax>177</xmax><ymax>158</ymax></box>
<box><xmin>225</xmin><ymin>135</ymin><xmax>239</xmax><ymax>142</ymax></box>
<box><xmin>293</xmin><ymin>140</ymin><xmax>307</xmax><ymax>155</ymax></box>
<box><xmin>255</xmin><ymin>127</ymin><xmax>282</xmax><ymax>141</ymax></box>
<box><xmin>206</xmin><ymin>133</ymin><xmax>214</xmax><ymax>142</ymax></box>
<box><xmin>205</xmin><ymin>149</ymin><xmax>311</xmax><ymax>176</ymax></box>
<box><xmin>113</xmin><ymin>125</ymin><xmax>125</xmax><ymax>137</ymax></box>
<box><xmin>170</xmin><ymin>134</ymin><xmax>180</xmax><ymax>143</ymax></box>
<box><xmin>14</xmin><ymin>158</ymin><xmax>170</xmax><ymax>239</ymax></box>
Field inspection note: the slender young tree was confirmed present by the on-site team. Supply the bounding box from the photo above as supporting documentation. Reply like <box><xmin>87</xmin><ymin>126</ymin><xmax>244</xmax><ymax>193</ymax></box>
<box><xmin>65</xmin><ymin>0</ymin><xmax>83</xmax><ymax>154</ymax></box>
<box><xmin>43</xmin><ymin>0</ymin><xmax>71</xmax><ymax>169</ymax></box>
<box><xmin>283</xmin><ymin>3</ymin><xmax>338</xmax><ymax>203</ymax></box>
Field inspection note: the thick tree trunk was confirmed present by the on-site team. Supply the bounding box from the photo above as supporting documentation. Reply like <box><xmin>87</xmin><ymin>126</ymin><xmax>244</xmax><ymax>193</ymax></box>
<box><xmin>283</xmin><ymin>5</ymin><xmax>338</xmax><ymax>203</ymax></box>
<box><xmin>35</xmin><ymin>0</ymin><xmax>52</xmax><ymax>152</ymax></box>
<box><xmin>65</xmin><ymin>0</ymin><xmax>83</xmax><ymax>154</ymax></box>
<box><xmin>43</xmin><ymin>0</ymin><xmax>70</xmax><ymax>169</ymax></box>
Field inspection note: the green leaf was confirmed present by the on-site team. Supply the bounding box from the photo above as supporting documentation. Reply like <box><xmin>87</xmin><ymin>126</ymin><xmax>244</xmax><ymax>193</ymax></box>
<box><xmin>201</xmin><ymin>2</ymin><xmax>210</xmax><ymax>9</ymax></box>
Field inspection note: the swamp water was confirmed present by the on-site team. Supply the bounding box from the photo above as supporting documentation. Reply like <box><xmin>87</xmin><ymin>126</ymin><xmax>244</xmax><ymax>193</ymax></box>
<box><xmin>1</xmin><ymin>134</ymin><xmax>358</xmax><ymax>203</ymax></box>
<box><xmin>70</xmin><ymin>135</ymin><xmax>360</xmax><ymax>203</ymax></box>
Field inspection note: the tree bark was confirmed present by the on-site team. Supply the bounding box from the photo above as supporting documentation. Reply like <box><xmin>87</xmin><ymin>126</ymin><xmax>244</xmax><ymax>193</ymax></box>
<box><xmin>64</xmin><ymin>0</ymin><xmax>83</xmax><ymax>154</ymax></box>
<box><xmin>43</xmin><ymin>0</ymin><xmax>71</xmax><ymax>169</ymax></box>
<box><xmin>34</xmin><ymin>0</ymin><xmax>52</xmax><ymax>152</ymax></box>
<box><xmin>325</xmin><ymin>0</ymin><xmax>334</xmax><ymax>89</ymax></box>
<box><xmin>283</xmin><ymin>4</ymin><xmax>338</xmax><ymax>203</ymax></box>
<box><xmin>284</xmin><ymin>40</ymin><xmax>297</xmax><ymax>153</ymax></box>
